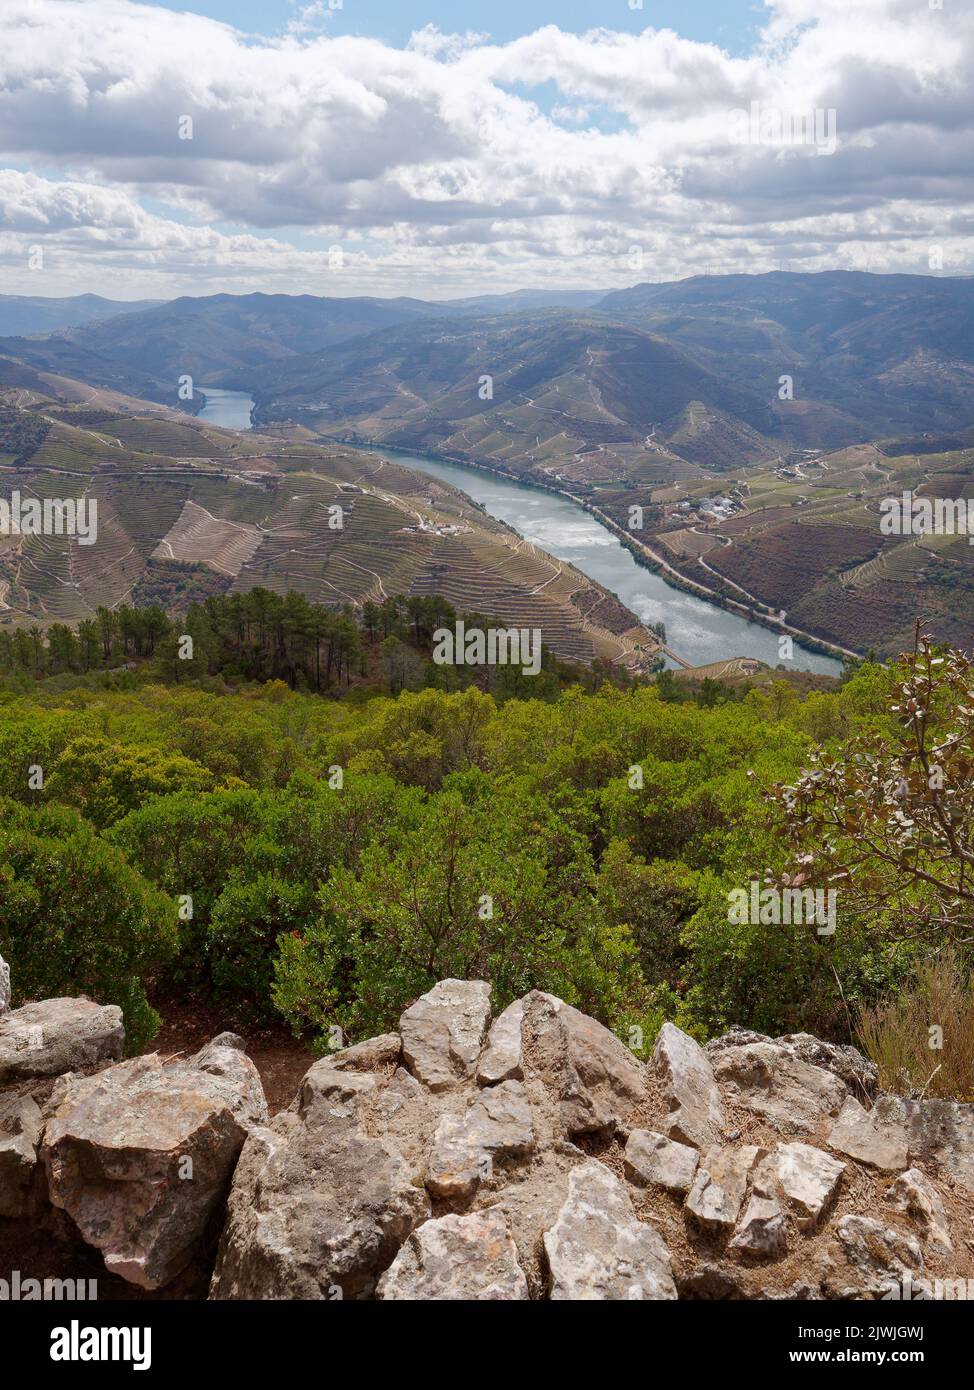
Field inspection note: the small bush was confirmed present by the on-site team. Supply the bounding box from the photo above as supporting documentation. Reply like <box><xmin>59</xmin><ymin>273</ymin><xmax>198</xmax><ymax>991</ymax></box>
<box><xmin>858</xmin><ymin>953</ymin><xmax>974</xmax><ymax>1101</ymax></box>
<box><xmin>0</xmin><ymin>799</ymin><xmax>178</xmax><ymax>1049</ymax></box>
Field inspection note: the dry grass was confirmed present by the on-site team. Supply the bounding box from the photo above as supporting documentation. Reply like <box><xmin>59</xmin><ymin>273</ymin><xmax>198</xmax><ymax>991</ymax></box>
<box><xmin>857</xmin><ymin>953</ymin><xmax>974</xmax><ymax>1101</ymax></box>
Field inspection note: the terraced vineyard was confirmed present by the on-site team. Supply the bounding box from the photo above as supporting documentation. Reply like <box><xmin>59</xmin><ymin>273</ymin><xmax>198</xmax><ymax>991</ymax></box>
<box><xmin>0</xmin><ymin>377</ymin><xmax>660</xmax><ymax>669</ymax></box>
<box><xmin>606</xmin><ymin>439</ymin><xmax>974</xmax><ymax>658</ymax></box>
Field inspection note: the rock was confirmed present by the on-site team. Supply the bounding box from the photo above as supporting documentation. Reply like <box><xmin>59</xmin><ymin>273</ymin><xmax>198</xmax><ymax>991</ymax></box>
<box><xmin>766</xmin><ymin>1142</ymin><xmax>845</xmax><ymax>1230</ymax></box>
<box><xmin>329</xmin><ymin>1033</ymin><xmax>401</xmax><ymax>1072</ymax></box>
<box><xmin>427</xmin><ymin>1079</ymin><xmax>536</xmax><ymax>1203</ymax></box>
<box><xmin>899</xmin><ymin>1097</ymin><xmax>974</xmax><ymax>1195</ymax></box>
<box><xmin>299</xmin><ymin>1056</ymin><xmax>379</xmax><ymax>1117</ymax></box>
<box><xmin>0</xmin><ymin>1092</ymin><xmax>43</xmax><ymax>1217</ymax></box>
<box><xmin>708</xmin><ymin>1026</ymin><xmax>876</xmax><ymax>1096</ymax></box>
<box><xmin>378</xmin><ymin>1209</ymin><xmax>529</xmax><ymax>1301</ymax></box>
<box><xmin>478</xmin><ymin>999</ymin><xmax>525</xmax><ymax>1085</ymax></box>
<box><xmin>374</xmin><ymin>1066</ymin><xmax>425</xmax><ymax>1123</ymax></box>
<box><xmin>729</xmin><ymin>1192</ymin><xmax>788</xmax><ymax>1261</ymax></box>
<box><xmin>44</xmin><ymin>1038</ymin><xmax>268</xmax><ymax>1290</ymax></box>
<box><xmin>652</xmin><ymin>1022</ymin><xmax>724</xmax><ymax>1150</ymax></box>
<box><xmin>0</xmin><ymin>997</ymin><xmax>124</xmax><ymax>1083</ymax></box>
<box><xmin>828</xmin><ymin>1096</ymin><xmax>909</xmax><ymax>1172</ymax></box>
<box><xmin>624</xmin><ymin>1128</ymin><xmax>699</xmax><ymax>1196</ymax></box>
<box><xmin>0</xmin><ymin>954</ymin><xmax>9</xmax><ymax>1015</ymax></box>
<box><xmin>686</xmin><ymin>1145</ymin><xmax>762</xmax><ymax>1234</ymax></box>
<box><xmin>778</xmin><ymin>1033</ymin><xmax>877</xmax><ymax>1097</ymax></box>
<box><xmin>543</xmin><ymin>1159</ymin><xmax>676</xmax><ymax>1300</ymax></box>
<box><xmin>830</xmin><ymin>1215</ymin><xmax>924</xmax><ymax>1298</ymax></box>
<box><xmin>400</xmin><ymin>980</ymin><xmax>492</xmax><ymax>1092</ymax></box>
<box><xmin>890</xmin><ymin>1168</ymin><xmax>952</xmax><ymax>1254</ymax></box>
<box><xmin>711</xmin><ymin>1041</ymin><xmax>846</xmax><ymax>1134</ymax></box>
<box><xmin>190</xmin><ymin>1035</ymin><xmax>271</xmax><ymax>1124</ymax></box>
<box><xmin>210</xmin><ymin>1062</ymin><xmax>429</xmax><ymax>1299</ymax></box>
<box><xmin>523</xmin><ymin>992</ymin><xmax>646</xmax><ymax>1136</ymax></box>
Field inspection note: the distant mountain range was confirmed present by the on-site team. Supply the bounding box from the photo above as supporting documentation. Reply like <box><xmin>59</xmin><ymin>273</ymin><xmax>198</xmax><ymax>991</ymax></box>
<box><xmin>1</xmin><ymin>273</ymin><xmax>973</xmax><ymax>479</ymax></box>
<box><xmin>0</xmin><ymin>293</ymin><xmax>163</xmax><ymax>337</ymax></box>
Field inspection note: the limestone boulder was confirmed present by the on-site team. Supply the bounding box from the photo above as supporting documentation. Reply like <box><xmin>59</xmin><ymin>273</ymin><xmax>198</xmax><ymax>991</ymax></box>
<box><xmin>478</xmin><ymin>999</ymin><xmax>525</xmax><ymax>1085</ymax></box>
<box><xmin>711</xmin><ymin>1041</ymin><xmax>846</xmax><ymax>1134</ymax></box>
<box><xmin>829</xmin><ymin>1215</ymin><xmax>924</xmax><ymax>1299</ymax></box>
<box><xmin>707</xmin><ymin>1026</ymin><xmax>876</xmax><ymax>1096</ymax></box>
<box><xmin>0</xmin><ymin>1092</ymin><xmax>43</xmax><ymax>1218</ymax></box>
<box><xmin>426</xmin><ymin>1079</ymin><xmax>536</xmax><ymax>1204</ymax></box>
<box><xmin>624</xmin><ymin>1128</ymin><xmax>699</xmax><ymax>1196</ymax></box>
<box><xmin>729</xmin><ymin>1192</ymin><xmax>788</xmax><ymax>1261</ymax></box>
<box><xmin>44</xmin><ymin>1036</ymin><xmax>267</xmax><ymax>1289</ymax></box>
<box><xmin>378</xmin><ymin>1209</ymin><xmax>529</xmax><ymax>1301</ymax></box>
<box><xmin>543</xmin><ymin>1159</ymin><xmax>676</xmax><ymax>1300</ymax></box>
<box><xmin>765</xmin><ymin>1142</ymin><xmax>845</xmax><ymax>1230</ymax></box>
<box><xmin>523</xmin><ymin>992</ymin><xmax>646</xmax><ymax>1136</ymax></box>
<box><xmin>210</xmin><ymin>1062</ymin><xmax>429</xmax><ymax>1300</ymax></box>
<box><xmin>652</xmin><ymin>1022</ymin><xmax>724</xmax><ymax>1150</ymax></box>
<box><xmin>686</xmin><ymin>1145</ymin><xmax>762</xmax><ymax>1234</ymax></box>
<box><xmin>828</xmin><ymin>1096</ymin><xmax>909</xmax><ymax>1172</ymax></box>
<box><xmin>400</xmin><ymin>980</ymin><xmax>492</xmax><ymax>1092</ymax></box>
<box><xmin>0</xmin><ymin>997</ymin><xmax>123</xmax><ymax>1083</ymax></box>
<box><xmin>0</xmin><ymin>954</ymin><xmax>9</xmax><ymax>1015</ymax></box>
<box><xmin>890</xmin><ymin>1168</ymin><xmax>952</xmax><ymax>1255</ymax></box>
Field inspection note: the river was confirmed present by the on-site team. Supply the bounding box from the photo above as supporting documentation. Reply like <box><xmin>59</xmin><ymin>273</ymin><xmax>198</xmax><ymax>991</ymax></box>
<box><xmin>197</xmin><ymin>387</ymin><xmax>254</xmax><ymax>430</ymax></box>
<box><xmin>364</xmin><ymin>446</ymin><xmax>842</xmax><ymax>674</ymax></box>
<box><xmin>209</xmin><ymin>390</ymin><xmax>842</xmax><ymax>673</ymax></box>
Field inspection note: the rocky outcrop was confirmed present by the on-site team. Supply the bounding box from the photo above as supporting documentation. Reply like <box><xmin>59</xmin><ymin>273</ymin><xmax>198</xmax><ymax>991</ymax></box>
<box><xmin>43</xmin><ymin>1036</ymin><xmax>268</xmax><ymax>1289</ymax></box>
<box><xmin>378</xmin><ymin>1209</ymin><xmax>529</xmax><ymax>1301</ymax></box>
<box><xmin>652</xmin><ymin>1021</ymin><xmax>724</xmax><ymax>1148</ymax></box>
<box><xmin>0</xmin><ymin>997</ymin><xmax>123</xmax><ymax>1083</ymax></box>
<box><xmin>0</xmin><ymin>954</ymin><xmax>10</xmax><ymax>1016</ymax></box>
<box><xmin>2</xmin><ymin>960</ymin><xmax>972</xmax><ymax>1301</ymax></box>
<box><xmin>0</xmin><ymin>1092</ymin><xmax>43</xmax><ymax>1217</ymax></box>
<box><xmin>543</xmin><ymin>1160</ymin><xmax>677</xmax><ymax>1300</ymax></box>
<box><xmin>400</xmin><ymin>980</ymin><xmax>492</xmax><ymax>1092</ymax></box>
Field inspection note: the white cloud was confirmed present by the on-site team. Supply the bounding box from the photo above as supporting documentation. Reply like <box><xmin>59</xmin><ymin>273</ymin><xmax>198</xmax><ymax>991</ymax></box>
<box><xmin>0</xmin><ymin>0</ymin><xmax>970</xmax><ymax>297</ymax></box>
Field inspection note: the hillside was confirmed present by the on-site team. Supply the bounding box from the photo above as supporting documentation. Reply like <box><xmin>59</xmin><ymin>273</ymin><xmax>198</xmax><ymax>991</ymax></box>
<box><xmin>254</xmin><ymin>310</ymin><xmax>779</xmax><ymax>484</ymax></box>
<box><xmin>594</xmin><ymin>439</ymin><xmax>974</xmax><ymax>659</ymax></box>
<box><xmin>0</xmin><ymin>378</ymin><xmax>658</xmax><ymax>669</ymax></box>
<box><xmin>5</xmin><ymin>273</ymin><xmax>974</xmax><ymax>471</ymax></box>
<box><xmin>1</xmin><ymin>627</ymin><xmax>973</xmax><ymax>1306</ymax></box>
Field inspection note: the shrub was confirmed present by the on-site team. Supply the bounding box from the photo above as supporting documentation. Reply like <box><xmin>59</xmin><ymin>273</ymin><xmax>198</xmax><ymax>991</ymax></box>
<box><xmin>208</xmin><ymin>873</ymin><xmax>315</xmax><ymax>1020</ymax></box>
<box><xmin>0</xmin><ymin>800</ymin><xmax>177</xmax><ymax>1048</ymax></box>
<box><xmin>858</xmin><ymin>953</ymin><xmax>974</xmax><ymax>1100</ymax></box>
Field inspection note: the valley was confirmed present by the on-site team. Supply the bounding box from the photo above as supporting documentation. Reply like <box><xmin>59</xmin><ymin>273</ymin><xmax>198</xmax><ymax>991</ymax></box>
<box><xmin>3</xmin><ymin>270</ymin><xmax>974</xmax><ymax>663</ymax></box>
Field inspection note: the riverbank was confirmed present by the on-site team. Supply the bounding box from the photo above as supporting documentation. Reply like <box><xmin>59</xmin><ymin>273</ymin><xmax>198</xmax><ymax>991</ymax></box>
<box><xmin>335</xmin><ymin>436</ymin><xmax>853</xmax><ymax>671</ymax></box>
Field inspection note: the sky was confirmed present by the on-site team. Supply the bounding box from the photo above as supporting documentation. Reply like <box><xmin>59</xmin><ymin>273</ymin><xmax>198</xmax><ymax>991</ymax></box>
<box><xmin>0</xmin><ymin>0</ymin><xmax>971</xmax><ymax>301</ymax></box>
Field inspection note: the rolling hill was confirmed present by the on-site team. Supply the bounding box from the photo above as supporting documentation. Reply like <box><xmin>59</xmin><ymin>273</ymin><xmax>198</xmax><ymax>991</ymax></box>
<box><xmin>4</xmin><ymin>274</ymin><xmax>974</xmax><ymax>476</ymax></box>
<box><xmin>0</xmin><ymin>374</ymin><xmax>658</xmax><ymax>670</ymax></box>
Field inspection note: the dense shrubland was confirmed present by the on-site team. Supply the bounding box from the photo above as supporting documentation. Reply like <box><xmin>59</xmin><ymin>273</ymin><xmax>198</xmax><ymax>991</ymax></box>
<box><xmin>0</xmin><ymin>605</ymin><xmax>969</xmax><ymax>1091</ymax></box>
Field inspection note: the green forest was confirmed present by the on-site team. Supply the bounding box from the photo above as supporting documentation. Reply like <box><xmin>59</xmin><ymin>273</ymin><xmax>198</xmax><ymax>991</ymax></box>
<box><xmin>1</xmin><ymin>592</ymin><xmax>971</xmax><ymax>1100</ymax></box>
